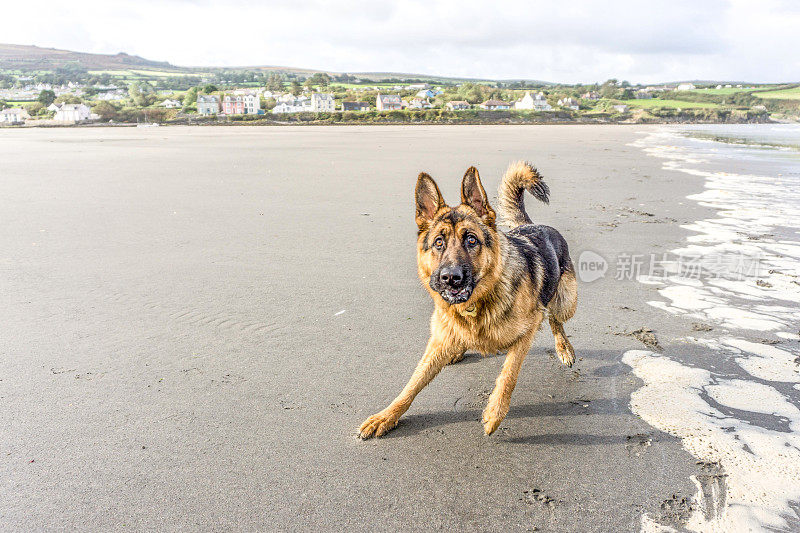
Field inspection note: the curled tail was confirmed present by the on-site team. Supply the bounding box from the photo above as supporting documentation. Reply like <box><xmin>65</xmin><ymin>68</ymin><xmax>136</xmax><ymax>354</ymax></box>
<box><xmin>497</xmin><ymin>161</ymin><xmax>550</xmax><ymax>227</ymax></box>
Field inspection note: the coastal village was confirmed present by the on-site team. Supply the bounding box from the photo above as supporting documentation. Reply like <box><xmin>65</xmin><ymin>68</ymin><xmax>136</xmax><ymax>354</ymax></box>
<box><xmin>0</xmin><ymin>69</ymin><xmax>792</xmax><ymax>126</ymax></box>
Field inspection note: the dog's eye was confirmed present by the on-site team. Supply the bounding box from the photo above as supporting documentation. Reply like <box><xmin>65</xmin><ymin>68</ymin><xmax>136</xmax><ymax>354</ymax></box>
<box><xmin>466</xmin><ymin>235</ymin><xmax>478</xmax><ymax>247</ymax></box>
<box><xmin>433</xmin><ymin>236</ymin><xmax>445</xmax><ymax>250</ymax></box>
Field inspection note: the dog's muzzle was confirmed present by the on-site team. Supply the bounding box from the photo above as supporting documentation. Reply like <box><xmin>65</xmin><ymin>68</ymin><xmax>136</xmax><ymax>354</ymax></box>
<box><xmin>430</xmin><ymin>265</ymin><xmax>474</xmax><ymax>304</ymax></box>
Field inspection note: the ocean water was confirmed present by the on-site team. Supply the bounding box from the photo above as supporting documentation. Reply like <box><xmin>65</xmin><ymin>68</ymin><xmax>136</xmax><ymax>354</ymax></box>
<box><xmin>625</xmin><ymin>125</ymin><xmax>800</xmax><ymax>532</ymax></box>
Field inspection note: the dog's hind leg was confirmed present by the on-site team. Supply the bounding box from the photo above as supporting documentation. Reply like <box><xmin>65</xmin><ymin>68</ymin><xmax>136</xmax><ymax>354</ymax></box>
<box><xmin>549</xmin><ymin>316</ymin><xmax>575</xmax><ymax>367</ymax></box>
<box><xmin>547</xmin><ymin>270</ymin><xmax>577</xmax><ymax>367</ymax></box>
<box><xmin>482</xmin><ymin>314</ymin><xmax>542</xmax><ymax>435</ymax></box>
<box><xmin>360</xmin><ymin>336</ymin><xmax>462</xmax><ymax>439</ymax></box>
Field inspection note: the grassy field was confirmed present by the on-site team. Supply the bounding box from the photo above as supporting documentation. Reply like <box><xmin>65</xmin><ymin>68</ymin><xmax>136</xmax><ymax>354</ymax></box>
<box><xmin>625</xmin><ymin>98</ymin><xmax>719</xmax><ymax>109</ymax></box>
<box><xmin>87</xmin><ymin>69</ymin><xmax>202</xmax><ymax>78</ymax></box>
<box><xmin>689</xmin><ymin>87</ymin><xmax>753</xmax><ymax>95</ymax></box>
<box><xmin>752</xmin><ymin>86</ymin><xmax>800</xmax><ymax>100</ymax></box>
<box><xmin>330</xmin><ymin>82</ymin><xmax>403</xmax><ymax>89</ymax></box>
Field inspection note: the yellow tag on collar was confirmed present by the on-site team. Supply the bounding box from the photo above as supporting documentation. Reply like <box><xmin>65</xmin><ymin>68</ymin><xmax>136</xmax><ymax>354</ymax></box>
<box><xmin>461</xmin><ymin>303</ymin><xmax>477</xmax><ymax>317</ymax></box>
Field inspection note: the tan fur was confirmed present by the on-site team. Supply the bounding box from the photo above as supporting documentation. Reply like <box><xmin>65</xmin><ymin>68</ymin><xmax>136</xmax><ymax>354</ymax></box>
<box><xmin>360</xmin><ymin>165</ymin><xmax>577</xmax><ymax>439</ymax></box>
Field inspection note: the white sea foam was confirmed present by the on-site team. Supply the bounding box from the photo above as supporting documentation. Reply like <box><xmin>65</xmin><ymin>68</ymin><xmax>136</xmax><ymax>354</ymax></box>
<box><xmin>624</xmin><ymin>350</ymin><xmax>800</xmax><ymax>532</ymax></box>
<box><xmin>625</xmin><ymin>128</ymin><xmax>800</xmax><ymax>531</ymax></box>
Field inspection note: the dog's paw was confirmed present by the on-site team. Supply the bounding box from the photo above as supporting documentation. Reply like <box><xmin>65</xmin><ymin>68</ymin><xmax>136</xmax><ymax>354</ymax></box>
<box><xmin>447</xmin><ymin>351</ymin><xmax>466</xmax><ymax>365</ymax></box>
<box><xmin>556</xmin><ymin>342</ymin><xmax>575</xmax><ymax>367</ymax></box>
<box><xmin>482</xmin><ymin>402</ymin><xmax>508</xmax><ymax>435</ymax></box>
<box><xmin>483</xmin><ymin>415</ymin><xmax>502</xmax><ymax>435</ymax></box>
<box><xmin>359</xmin><ymin>411</ymin><xmax>399</xmax><ymax>439</ymax></box>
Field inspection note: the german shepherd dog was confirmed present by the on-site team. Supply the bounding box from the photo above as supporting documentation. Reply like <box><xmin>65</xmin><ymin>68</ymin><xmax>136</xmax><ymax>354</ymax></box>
<box><xmin>360</xmin><ymin>162</ymin><xmax>577</xmax><ymax>438</ymax></box>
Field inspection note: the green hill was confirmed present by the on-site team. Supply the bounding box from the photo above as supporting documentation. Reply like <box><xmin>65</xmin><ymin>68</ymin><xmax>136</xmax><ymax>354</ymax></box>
<box><xmin>0</xmin><ymin>43</ymin><xmax>178</xmax><ymax>72</ymax></box>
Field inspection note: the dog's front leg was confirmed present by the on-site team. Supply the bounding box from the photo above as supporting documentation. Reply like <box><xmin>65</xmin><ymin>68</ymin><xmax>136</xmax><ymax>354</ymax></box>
<box><xmin>360</xmin><ymin>335</ymin><xmax>460</xmax><ymax>439</ymax></box>
<box><xmin>482</xmin><ymin>312</ymin><xmax>543</xmax><ymax>435</ymax></box>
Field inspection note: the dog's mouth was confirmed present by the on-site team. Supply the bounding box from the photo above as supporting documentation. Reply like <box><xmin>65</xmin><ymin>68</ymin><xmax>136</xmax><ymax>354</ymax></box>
<box><xmin>440</xmin><ymin>286</ymin><xmax>472</xmax><ymax>304</ymax></box>
<box><xmin>429</xmin><ymin>270</ymin><xmax>477</xmax><ymax>305</ymax></box>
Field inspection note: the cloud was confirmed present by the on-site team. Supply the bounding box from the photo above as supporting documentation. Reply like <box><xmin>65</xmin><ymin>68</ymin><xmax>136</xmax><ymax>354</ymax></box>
<box><xmin>4</xmin><ymin>0</ymin><xmax>798</xmax><ymax>83</ymax></box>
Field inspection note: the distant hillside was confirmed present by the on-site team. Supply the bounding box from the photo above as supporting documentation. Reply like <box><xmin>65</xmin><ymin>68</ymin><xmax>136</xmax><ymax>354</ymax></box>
<box><xmin>202</xmin><ymin>64</ymin><xmax>328</xmax><ymax>76</ymax></box>
<box><xmin>213</xmin><ymin>67</ymin><xmax>504</xmax><ymax>84</ymax></box>
<box><xmin>0</xmin><ymin>43</ymin><xmax>551</xmax><ymax>85</ymax></box>
<box><xmin>0</xmin><ymin>44</ymin><xmax>179</xmax><ymax>71</ymax></box>
<box><xmin>347</xmin><ymin>72</ymin><xmax>494</xmax><ymax>83</ymax></box>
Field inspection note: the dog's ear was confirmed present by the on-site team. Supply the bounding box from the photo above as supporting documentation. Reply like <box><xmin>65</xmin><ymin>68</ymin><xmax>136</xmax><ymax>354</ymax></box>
<box><xmin>415</xmin><ymin>172</ymin><xmax>446</xmax><ymax>230</ymax></box>
<box><xmin>461</xmin><ymin>166</ymin><xmax>496</xmax><ymax>227</ymax></box>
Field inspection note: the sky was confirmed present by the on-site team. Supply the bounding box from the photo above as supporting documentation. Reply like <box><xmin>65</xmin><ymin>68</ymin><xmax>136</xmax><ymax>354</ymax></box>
<box><xmin>3</xmin><ymin>0</ymin><xmax>799</xmax><ymax>83</ymax></box>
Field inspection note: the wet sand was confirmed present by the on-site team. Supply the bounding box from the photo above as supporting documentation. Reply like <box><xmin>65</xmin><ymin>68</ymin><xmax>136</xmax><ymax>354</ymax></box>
<box><xmin>1</xmin><ymin>125</ymin><xmax>711</xmax><ymax>531</ymax></box>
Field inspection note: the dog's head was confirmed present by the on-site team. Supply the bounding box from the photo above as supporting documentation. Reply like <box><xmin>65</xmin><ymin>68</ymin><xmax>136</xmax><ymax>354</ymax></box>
<box><xmin>415</xmin><ymin>167</ymin><xmax>499</xmax><ymax>306</ymax></box>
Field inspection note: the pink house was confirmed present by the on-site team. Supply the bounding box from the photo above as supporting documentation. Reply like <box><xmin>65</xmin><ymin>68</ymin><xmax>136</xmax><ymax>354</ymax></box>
<box><xmin>376</xmin><ymin>94</ymin><xmax>402</xmax><ymax>111</ymax></box>
<box><xmin>222</xmin><ymin>95</ymin><xmax>245</xmax><ymax>115</ymax></box>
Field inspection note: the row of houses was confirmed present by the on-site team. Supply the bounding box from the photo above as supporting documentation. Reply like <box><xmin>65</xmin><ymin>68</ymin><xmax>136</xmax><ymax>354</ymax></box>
<box><xmin>272</xmin><ymin>93</ymin><xmax>336</xmax><ymax>114</ymax></box>
<box><xmin>377</xmin><ymin>92</ymin><xmax>560</xmax><ymax>112</ymax></box>
<box><xmin>187</xmin><ymin>88</ymin><xmax>645</xmax><ymax>116</ymax></box>
<box><xmin>0</xmin><ymin>103</ymin><xmax>97</xmax><ymax>124</ymax></box>
<box><xmin>194</xmin><ymin>93</ymin><xmax>264</xmax><ymax>115</ymax></box>
<box><xmin>178</xmin><ymin>93</ymin><xmax>264</xmax><ymax>115</ymax></box>
<box><xmin>442</xmin><ymin>92</ymin><xmax>584</xmax><ymax>112</ymax></box>
<box><xmin>188</xmin><ymin>92</ymin><xmax>338</xmax><ymax>115</ymax></box>
<box><xmin>0</xmin><ymin>81</ymin><xmax>85</xmax><ymax>102</ymax></box>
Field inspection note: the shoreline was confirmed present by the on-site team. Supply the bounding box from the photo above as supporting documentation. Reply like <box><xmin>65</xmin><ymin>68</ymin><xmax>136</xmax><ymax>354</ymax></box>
<box><xmin>1</xmin><ymin>116</ymin><xmax>779</xmax><ymax>129</ymax></box>
<box><xmin>624</xmin><ymin>126</ymin><xmax>800</xmax><ymax>531</ymax></box>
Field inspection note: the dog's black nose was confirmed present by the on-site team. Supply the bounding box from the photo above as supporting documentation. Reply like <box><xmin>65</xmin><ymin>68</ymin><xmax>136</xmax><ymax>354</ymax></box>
<box><xmin>440</xmin><ymin>266</ymin><xmax>465</xmax><ymax>287</ymax></box>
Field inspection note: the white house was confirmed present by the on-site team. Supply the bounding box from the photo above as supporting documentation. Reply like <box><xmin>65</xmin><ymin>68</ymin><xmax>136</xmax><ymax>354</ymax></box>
<box><xmin>445</xmin><ymin>101</ymin><xmax>470</xmax><ymax>111</ymax></box>
<box><xmin>311</xmin><ymin>93</ymin><xmax>335</xmax><ymax>112</ymax></box>
<box><xmin>160</xmin><ymin>99</ymin><xmax>181</xmax><ymax>108</ymax></box>
<box><xmin>242</xmin><ymin>93</ymin><xmax>261</xmax><ymax>114</ymax></box>
<box><xmin>272</xmin><ymin>98</ymin><xmax>312</xmax><ymax>113</ymax></box>
<box><xmin>557</xmin><ymin>97</ymin><xmax>579</xmax><ymax>111</ymax></box>
<box><xmin>196</xmin><ymin>95</ymin><xmax>220</xmax><ymax>115</ymax></box>
<box><xmin>677</xmin><ymin>83</ymin><xmax>696</xmax><ymax>91</ymax></box>
<box><xmin>47</xmin><ymin>103</ymin><xmax>62</xmax><ymax>113</ymax></box>
<box><xmin>272</xmin><ymin>102</ymin><xmax>294</xmax><ymax>114</ymax></box>
<box><xmin>612</xmin><ymin>104</ymin><xmax>629</xmax><ymax>113</ymax></box>
<box><xmin>0</xmin><ymin>107</ymin><xmax>31</xmax><ymax>123</ymax></box>
<box><xmin>514</xmin><ymin>92</ymin><xmax>535</xmax><ymax>110</ymax></box>
<box><xmin>480</xmin><ymin>99</ymin><xmax>511</xmax><ymax>110</ymax></box>
<box><xmin>408</xmin><ymin>98</ymin><xmax>432</xmax><ymax>109</ymax></box>
<box><xmin>54</xmin><ymin>104</ymin><xmax>92</xmax><ymax>122</ymax></box>
<box><xmin>516</xmin><ymin>92</ymin><xmax>552</xmax><ymax>111</ymax></box>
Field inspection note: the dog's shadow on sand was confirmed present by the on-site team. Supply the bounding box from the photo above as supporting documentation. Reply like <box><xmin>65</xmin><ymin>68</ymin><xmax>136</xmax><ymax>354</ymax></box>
<box><xmin>383</xmin><ymin>398</ymin><xmax>640</xmax><ymax>445</ymax></box>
